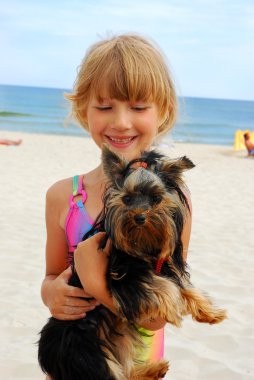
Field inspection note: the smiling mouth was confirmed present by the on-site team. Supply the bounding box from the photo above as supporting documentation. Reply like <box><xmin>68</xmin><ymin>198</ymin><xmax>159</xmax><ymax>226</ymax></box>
<box><xmin>106</xmin><ymin>136</ymin><xmax>136</xmax><ymax>144</ymax></box>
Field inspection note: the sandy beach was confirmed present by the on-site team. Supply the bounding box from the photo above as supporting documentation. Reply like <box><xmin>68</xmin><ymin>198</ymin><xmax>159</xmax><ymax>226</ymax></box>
<box><xmin>0</xmin><ymin>130</ymin><xmax>253</xmax><ymax>380</ymax></box>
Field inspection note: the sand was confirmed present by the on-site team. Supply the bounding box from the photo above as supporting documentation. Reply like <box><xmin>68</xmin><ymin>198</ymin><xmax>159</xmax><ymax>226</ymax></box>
<box><xmin>0</xmin><ymin>131</ymin><xmax>253</xmax><ymax>379</ymax></box>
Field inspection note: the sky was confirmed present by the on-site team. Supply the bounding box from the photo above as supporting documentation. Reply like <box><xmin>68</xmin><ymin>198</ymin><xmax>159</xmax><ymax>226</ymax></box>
<box><xmin>1</xmin><ymin>0</ymin><xmax>254</xmax><ymax>100</ymax></box>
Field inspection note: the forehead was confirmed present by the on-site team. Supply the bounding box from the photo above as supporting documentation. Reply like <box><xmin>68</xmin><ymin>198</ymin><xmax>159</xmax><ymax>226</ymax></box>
<box><xmin>123</xmin><ymin>169</ymin><xmax>163</xmax><ymax>191</ymax></box>
<box><xmin>90</xmin><ymin>80</ymin><xmax>153</xmax><ymax>104</ymax></box>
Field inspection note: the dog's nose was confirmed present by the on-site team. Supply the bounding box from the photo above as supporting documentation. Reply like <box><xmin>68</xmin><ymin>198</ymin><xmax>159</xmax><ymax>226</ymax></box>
<box><xmin>134</xmin><ymin>214</ymin><xmax>146</xmax><ymax>225</ymax></box>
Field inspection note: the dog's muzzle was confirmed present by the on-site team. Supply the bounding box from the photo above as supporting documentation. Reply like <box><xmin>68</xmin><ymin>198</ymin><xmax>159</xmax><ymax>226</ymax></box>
<box><xmin>134</xmin><ymin>214</ymin><xmax>146</xmax><ymax>225</ymax></box>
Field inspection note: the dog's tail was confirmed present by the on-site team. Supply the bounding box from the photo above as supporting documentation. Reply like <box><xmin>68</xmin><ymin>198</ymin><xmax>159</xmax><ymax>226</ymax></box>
<box><xmin>38</xmin><ymin>315</ymin><xmax>117</xmax><ymax>380</ymax></box>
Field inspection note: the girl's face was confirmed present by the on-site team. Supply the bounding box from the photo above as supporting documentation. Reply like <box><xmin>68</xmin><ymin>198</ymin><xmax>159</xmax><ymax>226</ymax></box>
<box><xmin>85</xmin><ymin>94</ymin><xmax>164</xmax><ymax>161</ymax></box>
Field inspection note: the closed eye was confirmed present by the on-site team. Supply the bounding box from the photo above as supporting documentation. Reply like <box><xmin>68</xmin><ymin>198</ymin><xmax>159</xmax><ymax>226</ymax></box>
<box><xmin>95</xmin><ymin>106</ymin><xmax>112</xmax><ymax>111</ymax></box>
<box><xmin>131</xmin><ymin>106</ymin><xmax>149</xmax><ymax>112</ymax></box>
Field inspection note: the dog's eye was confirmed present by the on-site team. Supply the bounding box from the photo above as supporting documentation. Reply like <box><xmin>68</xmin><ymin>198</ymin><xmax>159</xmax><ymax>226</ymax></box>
<box><xmin>122</xmin><ymin>195</ymin><xmax>132</xmax><ymax>205</ymax></box>
<box><xmin>151</xmin><ymin>195</ymin><xmax>162</xmax><ymax>205</ymax></box>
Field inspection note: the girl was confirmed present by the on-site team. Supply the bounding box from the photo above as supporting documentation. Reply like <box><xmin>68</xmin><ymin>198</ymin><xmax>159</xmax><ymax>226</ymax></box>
<box><xmin>41</xmin><ymin>33</ymin><xmax>192</xmax><ymax>379</ymax></box>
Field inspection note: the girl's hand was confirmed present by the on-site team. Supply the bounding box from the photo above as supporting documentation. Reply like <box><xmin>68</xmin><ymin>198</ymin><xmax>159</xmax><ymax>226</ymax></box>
<box><xmin>42</xmin><ymin>266</ymin><xmax>100</xmax><ymax>321</ymax></box>
<box><xmin>74</xmin><ymin>232</ymin><xmax>114</xmax><ymax>310</ymax></box>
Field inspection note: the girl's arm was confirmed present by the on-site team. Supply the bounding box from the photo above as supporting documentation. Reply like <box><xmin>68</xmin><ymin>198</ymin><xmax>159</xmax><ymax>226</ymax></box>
<box><xmin>74</xmin><ymin>232</ymin><xmax>115</xmax><ymax>313</ymax></box>
<box><xmin>41</xmin><ymin>181</ymin><xmax>99</xmax><ymax>320</ymax></box>
<box><xmin>75</xmin><ymin>235</ymin><xmax>165</xmax><ymax>329</ymax></box>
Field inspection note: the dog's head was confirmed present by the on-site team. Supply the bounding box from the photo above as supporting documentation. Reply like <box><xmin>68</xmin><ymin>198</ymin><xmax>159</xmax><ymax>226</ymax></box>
<box><xmin>101</xmin><ymin>145</ymin><xmax>194</xmax><ymax>263</ymax></box>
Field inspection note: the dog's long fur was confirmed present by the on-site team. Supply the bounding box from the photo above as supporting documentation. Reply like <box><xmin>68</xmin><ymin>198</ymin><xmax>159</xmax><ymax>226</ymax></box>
<box><xmin>38</xmin><ymin>145</ymin><xmax>227</xmax><ymax>380</ymax></box>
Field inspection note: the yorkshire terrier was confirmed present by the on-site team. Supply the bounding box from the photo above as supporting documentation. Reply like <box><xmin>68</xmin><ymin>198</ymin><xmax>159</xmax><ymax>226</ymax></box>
<box><xmin>38</xmin><ymin>145</ymin><xmax>226</xmax><ymax>380</ymax></box>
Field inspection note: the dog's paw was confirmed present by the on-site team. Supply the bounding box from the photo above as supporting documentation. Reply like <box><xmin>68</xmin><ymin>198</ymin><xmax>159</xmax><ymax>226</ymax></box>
<box><xmin>156</xmin><ymin>360</ymin><xmax>170</xmax><ymax>378</ymax></box>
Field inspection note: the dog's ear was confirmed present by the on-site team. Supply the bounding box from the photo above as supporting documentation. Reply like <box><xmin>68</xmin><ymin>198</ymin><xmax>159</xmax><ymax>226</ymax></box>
<box><xmin>101</xmin><ymin>144</ymin><xmax>127</xmax><ymax>186</ymax></box>
<box><xmin>157</xmin><ymin>156</ymin><xmax>195</xmax><ymax>186</ymax></box>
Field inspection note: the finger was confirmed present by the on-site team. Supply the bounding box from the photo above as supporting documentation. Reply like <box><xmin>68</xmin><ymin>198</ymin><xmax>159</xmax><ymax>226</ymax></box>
<box><xmin>63</xmin><ymin>305</ymin><xmax>96</xmax><ymax>315</ymax></box>
<box><xmin>90</xmin><ymin>231</ymin><xmax>106</xmax><ymax>243</ymax></box>
<box><xmin>54</xmin><ymin>313</ymin><xmax>87</xmax><ymax>321</ymax></box>
<box><xmin>67</xmin><ymin>286</ymin><xmax>93</xmax><ymax>298</ymax></box>
<box><xmin>65</xmin><ymin>296</ymin><xmax>100</xmax><ymax>308</ymax></box>
<box><xmin>61</xmin><ymin>266</ymin><xmax>73</xmax><ymax>282</ymax></box>
<box><xmin>77</xmin><ymin>232</ymin><xmax>106</xmax><ymax>249</ymax></box>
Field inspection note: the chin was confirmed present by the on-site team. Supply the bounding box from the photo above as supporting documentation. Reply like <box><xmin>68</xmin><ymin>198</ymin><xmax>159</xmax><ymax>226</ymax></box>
<box><xmin>108</xmin><ymin>145</ymin><xmax>152</xmax><ymax>161</ymax></box>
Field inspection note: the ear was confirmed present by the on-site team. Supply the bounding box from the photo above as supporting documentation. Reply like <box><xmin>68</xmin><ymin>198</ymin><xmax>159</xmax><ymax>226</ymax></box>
<box><xmin>172</xmin><ymin>156</ymin><xmax>195</xmax><ymax>171</ymax></box>
<box><xmin>101</xmin><ymin>144</ymin><xmax>128</xmax><ymax>186</ymax></box>
<box><xmin>157</xmin><ymin>156</ymin><xmax>195</xmax><ymax>186</ymax></box>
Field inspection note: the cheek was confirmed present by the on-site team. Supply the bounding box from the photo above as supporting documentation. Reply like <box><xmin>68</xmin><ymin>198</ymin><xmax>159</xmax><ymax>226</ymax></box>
<box><xmin>86</xmin><ymin>108</ymin><xmax>103</xmax><ymax>128</ymax></box>
<box><xmin>87</xmin><ymin>114</ymin><xmax>103</xmax><ymax>134</ymax></box>
<box><xmin>141</xmin><ymin>120</ymin><xmax>159</xmax><ymax>139</ymax></box>
<box><xmin>88</xmin><ymin>122</ymin><xmax>104</xmax><ymax>148</ymax></box>
<box><xmin>140</xmin><ymin>112</ymin><xmax>160</xmax><ymax>131</ymax></box>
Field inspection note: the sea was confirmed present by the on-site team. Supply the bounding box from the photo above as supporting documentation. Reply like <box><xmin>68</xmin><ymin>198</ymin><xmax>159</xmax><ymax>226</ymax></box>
<box><xmin>0</xmin><ymin>84</ymin><xmax>253</xmax><ymax>146</ymax></box>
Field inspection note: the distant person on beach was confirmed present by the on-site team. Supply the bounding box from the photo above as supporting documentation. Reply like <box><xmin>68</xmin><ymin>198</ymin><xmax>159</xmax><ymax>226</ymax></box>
<box><xmin>40</xmin><ymin>34</ymin><xmax>192</xmax><ymax>380</ymax></box>
<box><xmin>0</xmin><ymin>138</ymin><xmax>22</xmax><ymax>146</ymax></box>
<box><xmin>243</xmin><ymin>132</ymin><xmax>254</xmax><ymax>157</ymax></box>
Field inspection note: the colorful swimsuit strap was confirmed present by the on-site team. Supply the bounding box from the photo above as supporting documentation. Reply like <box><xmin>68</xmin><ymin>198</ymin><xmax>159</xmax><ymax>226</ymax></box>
<box><xmin>69</xmin><ymin>175</ymin><xmax>87</xmax><ymax>206</ymax></box>
<box><xmin>73</xmin><ymin>175</ymin><xmax>80</xmax><ymax>196</ymax></box>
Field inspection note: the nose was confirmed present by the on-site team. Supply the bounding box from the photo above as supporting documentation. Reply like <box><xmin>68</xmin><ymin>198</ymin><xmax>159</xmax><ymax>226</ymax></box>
<box><xmin>134</xmin><ymin>214</ymin><xmax>146</xmax><ymax>225</ymax></box>
<box><xmin>111</xmin><ymin>108</ymin><xmax>131</xmax><ymax>131</ymax></box>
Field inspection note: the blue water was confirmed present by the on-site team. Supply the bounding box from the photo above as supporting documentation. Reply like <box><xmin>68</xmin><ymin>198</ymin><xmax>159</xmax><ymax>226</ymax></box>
<box><xmin>0</xmin><ymin>84</ymin><xmax>253</xmax><ymax>145</ymax></box>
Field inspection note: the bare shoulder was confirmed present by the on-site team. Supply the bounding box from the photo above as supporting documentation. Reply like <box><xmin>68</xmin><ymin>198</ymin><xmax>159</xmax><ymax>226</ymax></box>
<box><xmin>46</xmin><ymin>177</ymin><xmax>73</xmax><ymax>204</ymax></box>
<box><xmin>45</xmin><ymin>177</ymin><xmax>76</xmax><ymax>234</ymax></box>
<box><xmin>47</xmin><ymin>177</ymin><xmax>73</xmax><ymax>194</ymax></box>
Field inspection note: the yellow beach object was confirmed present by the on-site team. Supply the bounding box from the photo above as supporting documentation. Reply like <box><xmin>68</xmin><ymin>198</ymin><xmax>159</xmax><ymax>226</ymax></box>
<box><xmin>234</xmin><ymin>130</ymin><xmax>254</xmax><ymax>151</ymax></box>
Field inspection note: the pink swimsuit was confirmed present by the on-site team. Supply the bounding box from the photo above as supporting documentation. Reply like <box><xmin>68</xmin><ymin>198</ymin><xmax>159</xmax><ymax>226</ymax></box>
<box><xmin>65</xmin><ymin>175</ymin><xmax>164</xmax><ymax>363</ymax></box>
<box><xmin>65</xmin><ymin>175</ymin><xmax>94</xmax><ymax>265</ymax></box>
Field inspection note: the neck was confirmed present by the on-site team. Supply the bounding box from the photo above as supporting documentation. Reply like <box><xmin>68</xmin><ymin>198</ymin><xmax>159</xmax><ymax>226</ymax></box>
<box><xmin>83</xmin><ymin>165</ymin><xmax>108</xmax><ymax>195</ymax></box>
<box><xmin>90</xmin><ymin>164</ymin><xmax>107</xmax><ymax>184</ymax></box>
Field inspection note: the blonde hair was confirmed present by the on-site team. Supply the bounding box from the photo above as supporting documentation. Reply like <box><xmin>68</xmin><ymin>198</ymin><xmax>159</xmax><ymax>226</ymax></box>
<box><xmin>66</xmin><ymin>34</ymin><xmax>177</xmax><ymax>136</ymax></box>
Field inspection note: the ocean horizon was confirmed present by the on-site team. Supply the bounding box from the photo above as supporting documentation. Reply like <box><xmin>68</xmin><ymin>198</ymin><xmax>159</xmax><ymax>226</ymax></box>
<box><xmin>1</xmin><ymin>84</ymin><xmax>253</xmax><ymax>146</ymax></box>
